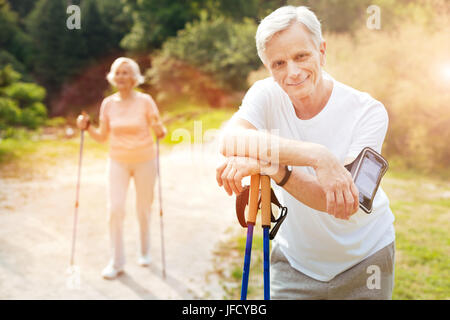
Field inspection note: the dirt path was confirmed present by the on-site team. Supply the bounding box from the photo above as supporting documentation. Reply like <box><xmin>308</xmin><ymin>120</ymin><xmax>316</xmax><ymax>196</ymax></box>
<box><xmin>0</xmin><ymin>142</ymin><xmax>236</xmax><ymax>299</ymax></box>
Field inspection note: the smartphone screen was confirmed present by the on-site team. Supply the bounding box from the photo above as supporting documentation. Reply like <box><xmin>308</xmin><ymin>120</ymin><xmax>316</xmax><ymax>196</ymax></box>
<box><xmin>354</xmin><ymin>153</ymin><xmax>383</xmax><ymax>208</ymax></box>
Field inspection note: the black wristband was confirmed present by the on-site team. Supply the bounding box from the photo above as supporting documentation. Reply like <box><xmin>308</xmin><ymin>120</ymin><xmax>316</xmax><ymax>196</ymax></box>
<box><xmin>276</xmin><ymin>166</ymin><xmax>292</xmax><ymax>187</ymax></box>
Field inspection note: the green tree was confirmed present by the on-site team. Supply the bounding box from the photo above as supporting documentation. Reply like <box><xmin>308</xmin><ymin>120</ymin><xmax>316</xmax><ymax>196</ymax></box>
<box><xmin>121</xmin><ymin>0</ymin><xmax>207</xmax><ymax>51</ymax></box>
<box><xmin>7</xmin><ymin>0</ymin><xmax>36</xmax><ymax>19</ymax></box>
<box><xmin>149</xmin><ymin>15</ymin><xmax>261</xmax><ymax>106</ymax></box>
<box><xmin>209</xmin><ymin>0</ymin><xmax>285</xmax><ymax>21</ymax></box>
<box><xmin>0</xmin><ymin>0</ymin><xmax>33</xmax><ymax>71</ymax></box>
<box><xmin>96</xmin><ymin>0</ymin><xmax>133</xmax><ymax>49</ymax></box>
<box><xmin>80</xmin><ymin>0</ymin><xmax>112</xmax><ymax>61</ymax></box>
<box><xmin>26</xmin><ymin>0</ymin><xmax>86</xmax><ymax>101</ymax></box>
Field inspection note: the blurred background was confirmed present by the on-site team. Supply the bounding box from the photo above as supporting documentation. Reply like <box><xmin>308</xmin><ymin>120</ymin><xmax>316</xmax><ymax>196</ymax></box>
<box><xmin>0</xmin><ymin>0</ymin><xmax>448</xmax><ymax>300</ymax></box>
<box><xmin>0</xmin><ymin>0</ymin><xmax>449</xmax><ymax>173</ymax></box>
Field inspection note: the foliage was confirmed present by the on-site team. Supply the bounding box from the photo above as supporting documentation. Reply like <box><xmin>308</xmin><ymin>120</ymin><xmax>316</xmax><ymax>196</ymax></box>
<box><xmin>0</xmin><ymin>0</ymin><xmax>33</xmax><ymax>72</ymax></box>
<box><xmin>25</xmin><ymin>0</ymin><xmax>129</xmax><ymax>107</ymax></box>
<box><xmin>7</xmin><ymin>0</ymin><xmax>35</xmax><ymax>19</ymax></box>
<box><xmin>26</xmin><ymin>0</ymin><xmax>86</xmax><ymax>94</ymax></box>
<box><xmin>95</xmin><ymin>0</ymin><xmax>133</xmax><ymax>48</ymax></box>
<box><xmin>148</xmin><ymin>15</ymin><xmax>260</xmax><ymax>106</ymax></box>
<box><xmin>80</xmin><ymin>0</ymin><xmax>113</xmax><ymax>62</ymax></box>
<box><xmin>0</xmin><ymin>65</ymin><xmax>47</xmax><ymax>130</ymax></box>
<box><xmin>207</xmin><ymin>0</ymin><xmax>285</xmax><ymax>21</ymax></box>
<box><xmin>121</xmin><ymin>0</ymin><xmax>207</xmax><ymax>51</ymax></box>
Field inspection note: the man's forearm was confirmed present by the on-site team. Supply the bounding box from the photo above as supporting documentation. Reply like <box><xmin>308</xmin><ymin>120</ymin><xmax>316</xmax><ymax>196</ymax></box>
<box><xmin>220</xmin><ymin>128</ymin><xmax>327</xmax><ymax>169</ymax></box>
<box><xmin>265</xmin><ymin>164</ymin><xmax>327</xmax><ymax>212</ymax></box>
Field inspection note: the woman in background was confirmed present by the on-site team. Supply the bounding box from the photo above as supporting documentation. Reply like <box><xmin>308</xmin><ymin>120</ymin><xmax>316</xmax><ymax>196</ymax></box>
<box><xmin>76</xmin><ymin>57</ymin><xmax>167</xmax><ymax>279</ymax></box>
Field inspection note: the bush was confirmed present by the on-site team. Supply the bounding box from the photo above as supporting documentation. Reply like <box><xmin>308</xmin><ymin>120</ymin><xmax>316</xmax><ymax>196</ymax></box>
<box><xmin>0</xmin><ymin>97</ymin><xmax>21</xmax><ymax>128</ymax></box>
<box><xmin>2</xmin><ymin>81</ymin><xmax>46</xmax><ymax>106</ymax></box>
<box><xmin>20</xmin><ymin>102</ymin><xmax>47</xmax><ymax>129</ymax></box>
<box><xmin>148</xmin><ymin>15</ymin><xmax>261</xmax><ymax>106</ymax></box>
<box><xmin>0</xmin><ymin>64</ymin><xmax>20</xmax><ymax>87</ymax></box>
<box><xmin>0</xmin><ymin>64</ymin><xmax>48</xmax><ymax>130</ymax></box>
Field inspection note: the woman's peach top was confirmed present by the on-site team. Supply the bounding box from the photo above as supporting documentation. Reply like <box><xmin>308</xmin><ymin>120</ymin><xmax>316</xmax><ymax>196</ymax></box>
<box><xmin>100</xmin><ymin>92</ymin><xmax>159</xmax><ymax>164</ymax></box>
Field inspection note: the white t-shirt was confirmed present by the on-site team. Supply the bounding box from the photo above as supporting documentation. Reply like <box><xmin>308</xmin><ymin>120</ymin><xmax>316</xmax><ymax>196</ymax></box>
<box><xmin>234</xmin><ymin>73</ymin><xmax>395</xmax><ymax>282</ymax></box>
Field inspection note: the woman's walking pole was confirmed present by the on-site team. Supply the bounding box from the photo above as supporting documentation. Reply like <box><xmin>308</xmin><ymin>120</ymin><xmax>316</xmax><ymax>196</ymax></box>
<box><xmin>156</xmin><ymin>139</ymin><xmax>166</xmax><ymax>279</ymax></box>
<box><xmin>70</xmin><ymin>127</ymin><xmax>85</xmax><ymax>268</ymax></box>
<box><xmin>67</xmin><ymin>119</ymin><xmax>86</xmax><ymax>290</ymax></box>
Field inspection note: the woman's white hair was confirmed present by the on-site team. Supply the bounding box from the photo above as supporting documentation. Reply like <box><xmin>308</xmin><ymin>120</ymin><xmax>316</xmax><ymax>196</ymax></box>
<box><xmin>256</xmin><ymin>6</ymin><xmax>323</xmax><ymax>64</ymax></box>
<box><xmin>106</xmin><ymin>57</ymin><xmax>145</xmax><ymax>87</ymax></box>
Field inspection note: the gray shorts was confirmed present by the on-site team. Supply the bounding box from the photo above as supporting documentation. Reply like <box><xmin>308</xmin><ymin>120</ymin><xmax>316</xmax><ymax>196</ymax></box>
<box><xmin>271</xmin><ymin>242</ymin><xmax>395</xmax><ymax>300</ymax></box>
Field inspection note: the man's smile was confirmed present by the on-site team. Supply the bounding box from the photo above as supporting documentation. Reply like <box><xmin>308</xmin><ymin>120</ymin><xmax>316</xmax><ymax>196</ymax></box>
<box><xmin>287</xmin><ymin>74</ymin><xmax>310</xmax><ymax>86</ymax></box>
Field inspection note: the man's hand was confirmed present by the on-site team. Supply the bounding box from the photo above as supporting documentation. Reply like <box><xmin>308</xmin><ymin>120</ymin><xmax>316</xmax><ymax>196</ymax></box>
<box><xmin>314</xmin><ymin>149</ymin><xmax>359</xmax><ymax>220</ymax></box>
<box><xmin>216</xmin><ymin>156</ymin><xmax>269</xmax><ymax>196</ymax></box>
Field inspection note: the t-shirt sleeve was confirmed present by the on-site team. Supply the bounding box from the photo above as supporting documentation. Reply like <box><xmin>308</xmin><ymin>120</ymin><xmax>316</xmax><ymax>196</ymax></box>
<box><xmin>233</xmin><ymin>81</ymin><xmax>270</xmax><ymax>130</ymax></box>
<box><xmin>346</xmin><ymin>101</ymin><xmax>389</xmax><ymax>160</ymax></box>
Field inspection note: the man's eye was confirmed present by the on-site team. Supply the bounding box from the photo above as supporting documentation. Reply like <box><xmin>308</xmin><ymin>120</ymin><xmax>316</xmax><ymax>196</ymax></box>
<box><xmin>273</xmin><ymin>61</ymin><xmax>285</xmax><ymax>68</ymax></box>
<box><xmin>295</xmin><ymin>54</ymin><xmax>308</xmax><ymax>61</ymax></box>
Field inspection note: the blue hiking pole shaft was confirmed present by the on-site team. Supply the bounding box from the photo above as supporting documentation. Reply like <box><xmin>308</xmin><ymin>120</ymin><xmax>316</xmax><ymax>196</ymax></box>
<box><xmin>263</xmin><ymin>227</ymin><xmax>270</xmax><ymax>300</ymax></box>
<box><xmin>241</xmin><ymin>223</ymin><xmax>254</xmax><ymax>300</ymax></box>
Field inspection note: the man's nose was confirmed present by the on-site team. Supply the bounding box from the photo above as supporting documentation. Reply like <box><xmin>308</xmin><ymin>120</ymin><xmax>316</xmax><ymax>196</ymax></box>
<box><xmin>287</xmin><ymin>61</ymin><xmax>301</xmax><ymax>79</ymax></box>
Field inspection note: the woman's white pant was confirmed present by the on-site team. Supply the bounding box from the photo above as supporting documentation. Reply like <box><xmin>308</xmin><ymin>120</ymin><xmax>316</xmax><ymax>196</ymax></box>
<box><xmin>106</xmin><ymin>158</ymin><xmax>157</xmax><ymax>269</ymax></box>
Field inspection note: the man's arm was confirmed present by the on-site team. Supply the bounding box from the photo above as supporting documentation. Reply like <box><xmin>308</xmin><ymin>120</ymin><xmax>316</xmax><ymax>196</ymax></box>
<box><xmin>220</xmin><ymin>117</ymin><xmax>326</xmax><ymax>168</ymax></box>
<box><xmin>217</xmin><ymin>117</ymin><xmax>359</xmax><ymax>219</ymax></box>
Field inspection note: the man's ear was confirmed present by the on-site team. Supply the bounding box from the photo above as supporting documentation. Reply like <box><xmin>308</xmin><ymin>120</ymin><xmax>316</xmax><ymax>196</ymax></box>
<box><xmin>319</xmin><ymin>41</ymin><xmax>327</xmax><ymax>67</ymax></box>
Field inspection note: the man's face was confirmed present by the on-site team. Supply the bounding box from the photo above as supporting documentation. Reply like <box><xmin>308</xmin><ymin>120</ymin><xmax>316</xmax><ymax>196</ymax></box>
<box><xmin>264</xmin><ymin>22</ymin><xmax>326</xmax><ymax>101</ymax></box>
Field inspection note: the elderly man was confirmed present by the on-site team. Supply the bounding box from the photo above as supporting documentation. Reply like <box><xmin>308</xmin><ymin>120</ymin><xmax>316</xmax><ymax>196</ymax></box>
<box><xmin>216</xmin><ymin>6</ymin><xmax>395</xmax><ymax>299</ymax></box>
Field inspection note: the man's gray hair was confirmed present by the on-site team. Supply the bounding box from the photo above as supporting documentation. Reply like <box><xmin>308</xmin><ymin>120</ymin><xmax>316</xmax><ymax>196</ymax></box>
<box><xmin>256</xmin><ymin>6</ymin><xmax>323</xmax><ymax>64</ymax></box>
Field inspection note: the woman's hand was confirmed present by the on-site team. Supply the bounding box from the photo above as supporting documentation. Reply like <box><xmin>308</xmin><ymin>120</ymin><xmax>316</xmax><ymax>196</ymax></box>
<box><xmin>216</xmin><ymin>156</ymin><xmax>266</xmax><ymax>196</ymax></box>
<box><xmin>153</xmin><ymin>122</ymin><xmax>167</xmax><ymax>140</ymax></box>
<box><xmin>76</xmin><ymin>113</ymin><xmax>90</xmax><ymax>131</ymax></box>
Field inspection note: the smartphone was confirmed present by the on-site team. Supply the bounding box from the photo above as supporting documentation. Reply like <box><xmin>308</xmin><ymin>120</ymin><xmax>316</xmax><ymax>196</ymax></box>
<box><xmin>344</xmin><ymin>147</ymin><xmax>388</xmax><ymax>214</ymax></box>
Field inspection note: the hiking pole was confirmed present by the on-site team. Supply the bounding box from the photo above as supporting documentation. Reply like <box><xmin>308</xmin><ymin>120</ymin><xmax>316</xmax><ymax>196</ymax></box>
<box><xmin>240</xmin><ymin>174</ymin><xmax>260</xmax><ymax>300</ymax></box>
<box><xmin>70</xmin><ymin>128</ymin><xmax>84</xmax><ymax>267</ymax></box>
<box><xmin>261</xmin><ymin>175</ymin><xmax>271</xmax><ymax>300</ymax></box>
<box><xmin>236</xmin><ymin>174</ymin><xmax>288</xmax><ymax>300</ymax></box>
<box><xmin>156</xmin><ymin>138</ymin><xmax>166</xmax><ymax>279</ymax></box>
<box><xmin>67</xmin><ymin>113</ymin><xmax>87</xmax><ymax>288</ymax></box>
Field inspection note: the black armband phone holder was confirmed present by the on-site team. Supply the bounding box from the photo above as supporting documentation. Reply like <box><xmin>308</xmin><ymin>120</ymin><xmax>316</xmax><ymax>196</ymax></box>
<box><xmin>344</xmin><ymin>147</ymin><xmax>388</xmax><ymax>214</ymax></box>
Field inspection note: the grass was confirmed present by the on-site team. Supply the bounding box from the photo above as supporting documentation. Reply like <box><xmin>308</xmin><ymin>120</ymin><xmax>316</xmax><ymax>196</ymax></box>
<box><xmin>211</xmin><ymin>226</ymin><xmax>269</xmax><ymax>300</ymax></box>
<box><xmin>160</xmin><ymin>102</ymin><xmax>235</xmax><ymax>145</ymax></box>
<box><xmin>212</xmin><ymin>171</ymin><xmax>450</xmax><ymax>300</ymax></box>
<box><xmin>0</xmin><ymin>132</ymin><xmax>109</xmax><ymax>178</ymax></box>
<box><xmin>383</xmin><ymin>171</ymin><xmax>450</xmax><ymax>300</ymax></box>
